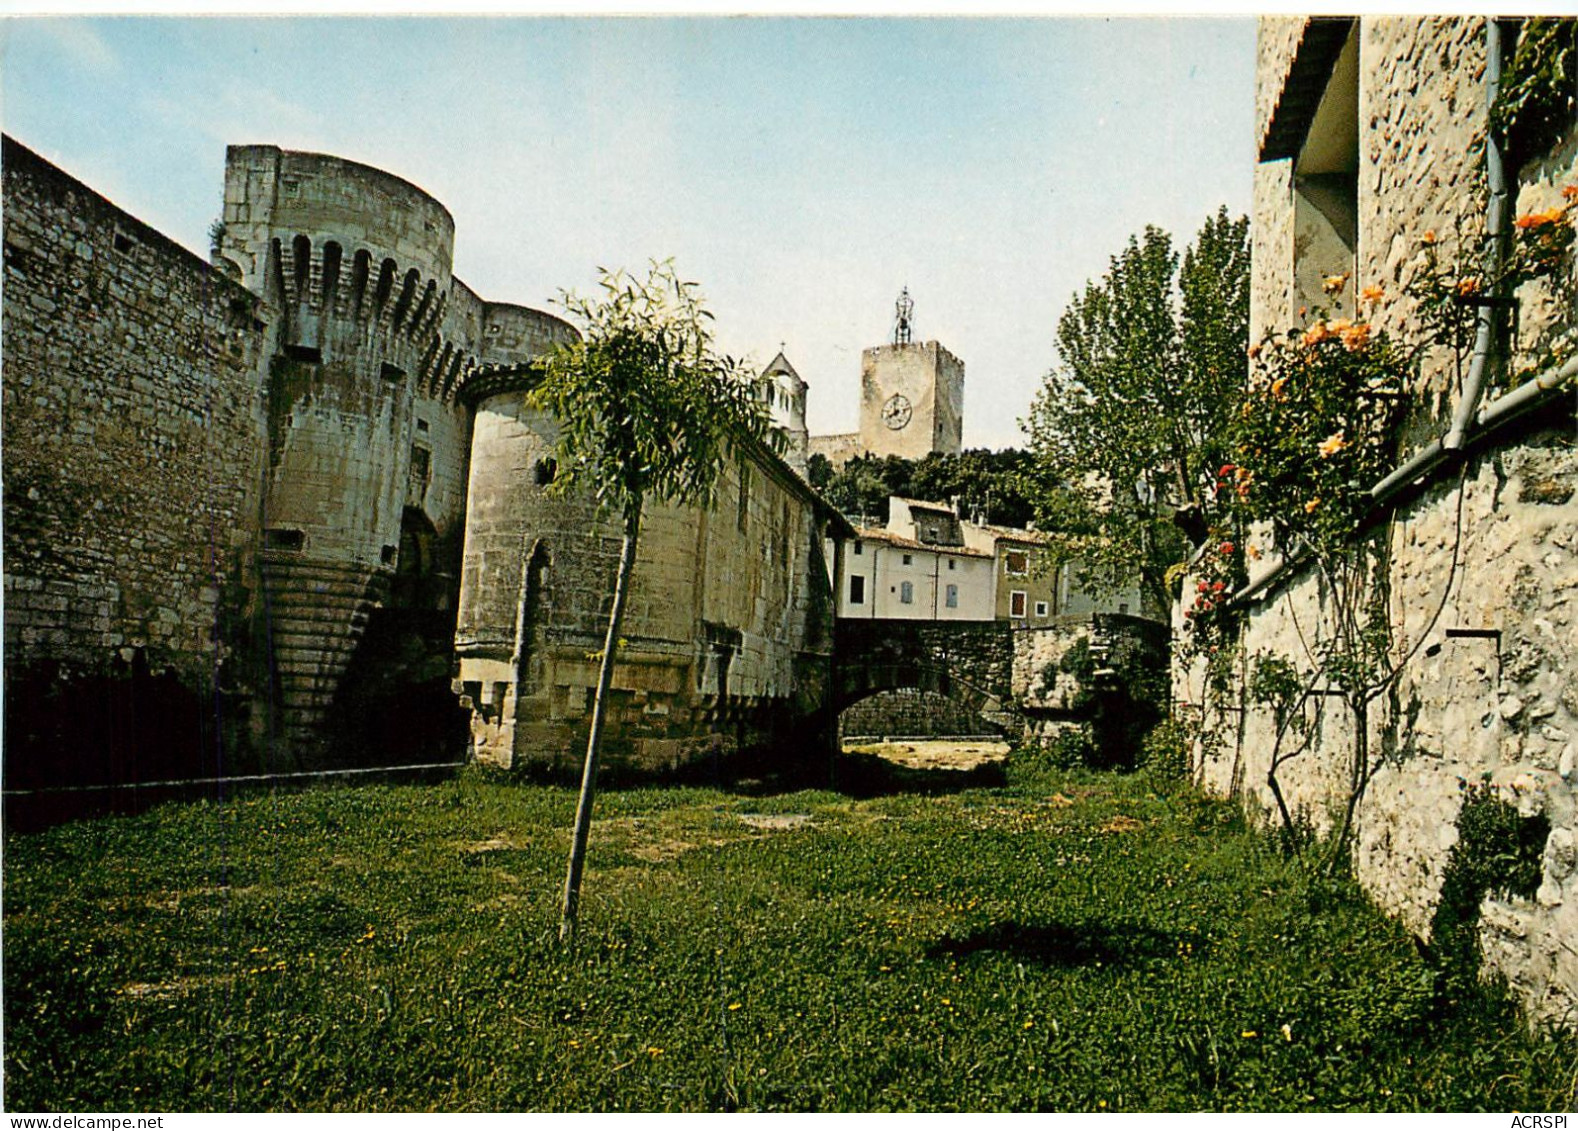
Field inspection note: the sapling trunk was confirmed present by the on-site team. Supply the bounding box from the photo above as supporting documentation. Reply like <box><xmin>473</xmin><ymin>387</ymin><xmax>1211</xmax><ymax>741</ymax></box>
<box><xmin>560</xmin><ymin>497</ymin><xmax>643</xmax><ymax>945</ymax></box>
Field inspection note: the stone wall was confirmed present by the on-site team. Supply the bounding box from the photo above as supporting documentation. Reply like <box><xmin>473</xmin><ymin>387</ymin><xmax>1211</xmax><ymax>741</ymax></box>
<box><xmin>839</xmin><ymin>688</ymin><xmax>994</xmax><ymax>740</ymax></box>
<box><xmin>1185</xmin><ymin>16</ymin><xmax>1578</xmax><ymax>1028</ymax></box>
<box><xmin>2</xmin><ymin>136</ymin><xmax>269</xmax><ymax>785</ymax></box>
<box><xmin>807</xmin><ymin>431</ymin><xmax>864</xmax><ymax>469</ymax></box>
<box><xmin>833</xmin><ymin>618</ymin><xmax>1017</xmax><ymax>736</ymax></box>
<box><xmin>455</xmin><ymin>388</ymin><xmax>841</xmax><ymax>777</ymax></box>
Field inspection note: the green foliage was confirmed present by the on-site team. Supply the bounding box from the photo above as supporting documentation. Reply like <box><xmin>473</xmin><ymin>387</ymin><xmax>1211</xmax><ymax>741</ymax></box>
<box><xmin>1490</xmin><ymin>18</ymin><xmax>1578</xmax><ymax>171</ymax></box>
<box><xmin>1405</xmin><ymin>196</ymin><xmax>1578</xmax><ymax>393</ymax></box>
<box><xmin>1430</xmin><ymin>782</ymin><xmax>1552</xmax><ymax>998</ymax></box>
<box><xmin>819</xmin><ymin>449</ymin><xmax>1040</xmax><ymax>527</ymax></box>
<box><xmin>1248</xmin><ymin>654</ymin><xmax>1308</xmax><ymax>736</ymax></box>
<box><xmin>532</xmin><ymin>260</ymin><xmax>777</xmax><ymax>516</ymax></box>
<box><xmin>1137</xmin><ymin>718</ymin><xmax>1192</xmax><ymax>783</ymax></box>
<box><xmin>1025</xmin><ymin>210</ymin><xmax>1250</xmax><ymax>611</ymax></box>
<box><xmin>1230</xmin><ymin>315</ymin><xmax>1412</xmax><ymax>555</ymax></box>
<box><xmin>4</xmin><ymin>775</ymin><xmax>1573</xmax><ymax>1111</ymax></box>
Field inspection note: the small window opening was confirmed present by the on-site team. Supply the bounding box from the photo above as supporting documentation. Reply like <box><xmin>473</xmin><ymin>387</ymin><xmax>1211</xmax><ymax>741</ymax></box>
<box><xmin>853</xmin><ymin>542</ymin><xmax>863</xmax><ymax>556</ymax></box>
<box><xmin>349</xmin><ymin>249</ymin><xmax>371</xmax><ymax>318</ymax></box>
<box><xmin>945</xmin><ymin>584</ymin><xmax>958</xmax><ymax>608</ymax></box>
<box><xmin>850</xmin><ymin>575</ymin><xmax>865</xmax><ymax>605</ymax></box>
<box><xmin>902</xmin><ymin>553</ymin><xmax>913</xmax><ymax>566</ymax></box>
<box><xmin>321</xmin><ymin>241</ymin><xmax>342</xmax><ymax>311</ymax></box>
<box><xmin>416</xmin><ymin>418</ymin><xmax>430</xmax><ymax>433</ymax></box>
<box><xmin>373</xmin><ymin>258</ymin><xmax>397</xmax><ymax>313</ymax></box>
<box><xmin>282</xmin><ymin>343</ymin><xmax>322</xmax><ymax>364</ymax></box>
<box><xmin>534</xmin><ymin>458</ymin><xmax>557</xmax><ymax>486</ymax></box>
<box><xmin>1292</xmin><ymin>26</ymin><xmax>1360</xmax><ymax>320</ymax></box>
<box><xmin>265</xmin><ymin>527</ymin><xmax>305</xmax><ymax>552</ymax></box>
<box><xmin>1034</xmin><ymin>601</ymin><xmax>1049</xmax><ymax>617</ymax></box>
<box><xmin>1010</xmin><ymin>590</ymin><xmax>1027</xmax><ymax>618</ymax></box>
<box><xmin>737</xmin><ymin>460</ymin><xmax>751</xmax><ymax>532</ymax></box>
<box><xmin>1005</xmin><ymin>550</ymin><xmax>1029</xmax><ymax>576</ymax></box>
<box><xmin>382</xmin><ymin>544</ymin><xmax>398</xmax><ymax>566</ymax></box>
<box><xmin>113</xmin><ymin>228</ymin><xmax>135</xmax><ymax>254</ymax></box>
<box><xmin>292</xmin><ymin>234</ymin><xmax>312</xmax><ymax>300</ymax></box>
<box><xmin>900</xmin><ymin>580</ymin><xmax>914</xmax><ymax>604</ymax></box>
<box><xmin>381</xmin><ymin>363</ymin><xmax>405</xmax><ymax>382</ymax></box>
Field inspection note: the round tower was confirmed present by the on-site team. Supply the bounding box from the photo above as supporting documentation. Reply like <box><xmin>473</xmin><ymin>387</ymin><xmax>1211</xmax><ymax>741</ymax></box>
<box><xmin>216</xmin><ymin>145</ymin><xmax>572</xmax><ymax>756</ymax></box>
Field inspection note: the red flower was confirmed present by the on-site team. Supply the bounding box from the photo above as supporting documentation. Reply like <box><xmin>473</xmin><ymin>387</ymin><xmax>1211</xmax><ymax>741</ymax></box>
<box><xmin>1219</xmin><ymin>542</ymin><xmax>1235</xmax><ymax>555</ymax></box>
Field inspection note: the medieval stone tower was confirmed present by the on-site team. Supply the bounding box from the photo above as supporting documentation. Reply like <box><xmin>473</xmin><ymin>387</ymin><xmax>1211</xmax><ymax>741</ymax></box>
<box><xmin>852</xmin><ymin>288</ymin><xmax>963</xmax><ymax>462</ymax></box>
<box><xmin>214</xmin><ymin>146</ymin><xmax>574</xmax><ymax>755</ymax></box>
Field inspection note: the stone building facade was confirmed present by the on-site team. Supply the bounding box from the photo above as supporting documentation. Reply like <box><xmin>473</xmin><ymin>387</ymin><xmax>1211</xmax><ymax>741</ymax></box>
<box><xmin>3</xmin><ymin>137</ymin><xmax>843</xmax><ymax>786</ymax></box>
<box><xmin>1178</xmin><ymin>17</ymin><xmax>1578</xmax><ymax>1027</ymax></box>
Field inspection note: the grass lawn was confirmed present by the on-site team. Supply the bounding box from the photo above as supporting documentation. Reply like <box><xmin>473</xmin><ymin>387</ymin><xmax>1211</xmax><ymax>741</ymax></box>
<box><xmin>4</xmin><ymin>756</ymin><xmax>1574</xmax><ymax>1112</ymax></box>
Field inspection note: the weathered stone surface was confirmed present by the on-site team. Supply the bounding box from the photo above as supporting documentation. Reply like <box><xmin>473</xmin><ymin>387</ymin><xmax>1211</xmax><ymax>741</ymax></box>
<box><xmin>1184</xmin><ymin>17</ymin><xmax>1578</xmax><ymax>1029</ymax></box>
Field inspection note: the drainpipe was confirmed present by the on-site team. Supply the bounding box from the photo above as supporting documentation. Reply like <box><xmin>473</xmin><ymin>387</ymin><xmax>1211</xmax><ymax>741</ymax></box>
<box><xmin>1443</xmin><ymin>16</ymin><xmax>1512</xmax><ymax>454</ymax></box>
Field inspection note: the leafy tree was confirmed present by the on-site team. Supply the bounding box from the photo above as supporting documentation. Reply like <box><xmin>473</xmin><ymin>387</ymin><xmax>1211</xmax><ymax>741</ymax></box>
<box><xmin>909</xmin><ymin>448</ymin><xmax>1042</xmax><ymax>528</ymax></box>
<box><xmin>1024</xmin><ymin>208</ymin><xmax>1249</xmax><ymax>612</ymax></box>
<box><xmin>531</xmin><ymin>260</ymin><xmax>775</xmax><ymax>944</ymax></box>
<box><xmin>817</xmin><ymin>448</ymin><xmax>1041</xmax><ymax>528</ymax></box>
<box><xmin>820</xmin><ymin>454</ymin><xmax>913</xmax><ymax>523</ymax></box>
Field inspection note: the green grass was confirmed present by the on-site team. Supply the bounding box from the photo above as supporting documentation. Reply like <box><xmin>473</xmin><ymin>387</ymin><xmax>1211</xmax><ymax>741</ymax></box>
<box><xmin>4</xmin><ymin>761</ymin><xmax>1574</xmax><ymax>1112</ymax></box>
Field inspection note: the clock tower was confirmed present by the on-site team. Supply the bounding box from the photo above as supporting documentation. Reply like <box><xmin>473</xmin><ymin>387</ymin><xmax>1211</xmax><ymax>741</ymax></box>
<box><xmin>857</xmin><ymin>288</ymin><xmax>964</xmax><ymax>460</ymax></box>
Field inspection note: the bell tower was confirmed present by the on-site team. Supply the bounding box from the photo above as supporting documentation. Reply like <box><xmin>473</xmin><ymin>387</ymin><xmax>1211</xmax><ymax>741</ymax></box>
<box><xmin>857</xmin><ymin>288</ymin><xmax>964</xmax><ymax>460</ymax></box>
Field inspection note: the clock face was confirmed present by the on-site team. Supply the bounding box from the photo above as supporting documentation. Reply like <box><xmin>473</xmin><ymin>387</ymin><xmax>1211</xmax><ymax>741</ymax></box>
<box><xmin>882</xmin><ymin>393</ymin><xmax>913</xmax><ymax>430</ymax></box>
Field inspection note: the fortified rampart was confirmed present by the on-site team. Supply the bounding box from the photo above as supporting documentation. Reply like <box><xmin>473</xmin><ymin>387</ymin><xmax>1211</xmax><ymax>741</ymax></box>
<box><xmin>4</xmin><ymin>136</ymin><xmax>837</xmax><ymax>788</ymax></box>
<box><xmin>2</xmin><ymin>137</ymin><xmax>270</xmax><ymax>787</ymax></box>
<box><xmin>456</xmin><ymin>385</ymin><xmax>847</xmax><ymax>775</ymax></box>
<box><xmin>1179</xmin><ymin>17</ymin><xmax>1578</xmax><ymax>1027</ymax></box>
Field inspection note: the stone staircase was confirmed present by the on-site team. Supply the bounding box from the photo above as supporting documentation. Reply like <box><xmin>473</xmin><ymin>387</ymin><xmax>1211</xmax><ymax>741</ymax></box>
<box><xmin>258</xmin><ymin>555</ymin><xmax>389</xmax><ymax>754</ymax></box>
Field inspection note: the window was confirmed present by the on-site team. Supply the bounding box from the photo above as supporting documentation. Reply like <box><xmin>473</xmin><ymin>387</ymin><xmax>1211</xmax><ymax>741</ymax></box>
<box><xmin>849</xmin><ymin>575</ymin><xmax>865</xmax><ymax>605</ymax></box>
<box><xmin>1262</xmin><ymin>20</ymin><xmax>1360</xmax><ymax>321</ymax></box>
<box><xmin>533</xmin><ymin>458</ymin><xmax>556</xmax><ymax>486</ymax></box>
<box><xmin>265</xmin><ymin>527</ymin><xmax>305</xmax><ymax>552</ymax></box>
<box><xmin>947</xmin><ymin>559</ymin><xmax>956</xmax><ymax>570</ymax></box>
<box><xmin>409</xmin><ymin>446</ymin><xmax>431</xmax><ymax>495</ymax></box>
<box><xmin>1010</xmin><ymin>590</ymin><xmax>1027</xmax><ymax>618</ymax></box>
<box><xmin>945</xmin><ymin>584</ymin><xmax>958</xmax><ymax>609</ymax></box>
<box><xmin>1005</xmin><ymin>550</ymin><xmax>1029</xmax><ymax>576</ymax></box>
<box><xmin>900</xmin><ymin>580</ymin><xmax>914</xmax><ymax>604</ymax></box>
<box><xmin>1034</xmin><ymin>601</ymin><xmax>1049</xmax><ymax>617</ymax></box>
<box><xmin>902</xmin><ymin>553</ymin><xmax>913</xmax><ymax>566</ymax></box>
<box><xmin>853</xmin><ymin>542</ymin><xmax>863</xmax><ymax>556</ymax></box>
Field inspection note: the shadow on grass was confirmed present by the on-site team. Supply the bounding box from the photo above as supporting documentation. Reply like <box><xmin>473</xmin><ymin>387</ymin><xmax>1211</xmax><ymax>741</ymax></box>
<box><xmin>928</xmin><ymin>919</ymin><xmax>1190</xmax><ymax>969</ymax></box>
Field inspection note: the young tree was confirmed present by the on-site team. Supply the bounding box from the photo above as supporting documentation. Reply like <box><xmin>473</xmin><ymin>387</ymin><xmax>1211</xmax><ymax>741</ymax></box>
<box><xmin>1023</xmin><ymin>209</ymin><xmax>1250</xmax><ymax>611</ymax></box>
<box><xmin>531</xmin><ymin>260</ymin><xmax>776</xmax><ymax>945</ymax></box>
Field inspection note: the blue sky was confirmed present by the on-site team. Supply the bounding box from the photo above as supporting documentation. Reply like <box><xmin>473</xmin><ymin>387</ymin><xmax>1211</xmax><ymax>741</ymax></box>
<box><xmin>1</xmin><ymin>16</ymin><xmax>1255</xmax><ymax>448</ymax></box>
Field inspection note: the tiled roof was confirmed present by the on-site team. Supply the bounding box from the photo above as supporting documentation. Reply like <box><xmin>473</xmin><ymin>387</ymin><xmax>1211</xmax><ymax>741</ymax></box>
<box><xmin>851</xmin><ymin>526</ymin><xmax>994</xmax><ymax>559</ymax></box>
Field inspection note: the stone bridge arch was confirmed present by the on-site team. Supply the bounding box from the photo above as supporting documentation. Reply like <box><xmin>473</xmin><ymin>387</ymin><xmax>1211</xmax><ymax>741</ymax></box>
<box><xmin>832</xmin><ymin>619</ymin><xmax>1022</xmax><ymax>737</ymax></box>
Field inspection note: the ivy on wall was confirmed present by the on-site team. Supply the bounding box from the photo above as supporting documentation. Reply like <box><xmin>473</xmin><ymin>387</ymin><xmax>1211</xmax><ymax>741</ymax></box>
<box><xmin>1491</xmin><ymin>18</ymin><xmax>1578</xmax><ymax>172</ymax></box>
